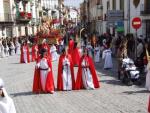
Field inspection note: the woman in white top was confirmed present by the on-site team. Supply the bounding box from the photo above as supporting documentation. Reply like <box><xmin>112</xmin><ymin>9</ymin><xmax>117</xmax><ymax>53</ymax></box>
<box><xmin>0</xmin><ymin>78</ymin><xmax>16</xmax><ymax>113</ymax></box>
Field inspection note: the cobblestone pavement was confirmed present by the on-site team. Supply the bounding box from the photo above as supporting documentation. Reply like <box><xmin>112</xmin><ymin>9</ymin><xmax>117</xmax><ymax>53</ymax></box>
<box><xmin>0</xmin><ymin>55</ymin><xmax>149</xmax><ymax>113</ymax></box>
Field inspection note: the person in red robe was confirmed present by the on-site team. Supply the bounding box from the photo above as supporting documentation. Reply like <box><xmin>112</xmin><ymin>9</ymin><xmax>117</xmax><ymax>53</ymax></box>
<box><xmin>72</xmin><ymin>42</ymin><xmax>81</xmax><ymax>66</ymax></box>
<box><xmin>31</xmin><ymin>42</ymin><xmax>38</xmax><ymax>62</ymax></box>
<box><xmin>57</xmin><ymin>48</ymin><xmax>75</xmax><ymax>91</ymax></box>
<box><xmin>32</xmin><ymin>48</ymin><xmax>55</xmax><ymax>94</ymax></box>
<box><xmin>20</xmin><ymin>42</ymin><xmax>30</xmax><ymax>63</ymax></box>
<box><xmin>41</xmin><ymin>39</ymin><xmax>51</xmax><ymax>61</ymax></box>
<box><xmin>68</xmin><ymin>38</ymin><xmax>74</xmax><ymax>55</ymax></box>
<box><xmin>75</xmin><ymin>49</ymin><xmax>100</xmax><ymax>90</ymax></box>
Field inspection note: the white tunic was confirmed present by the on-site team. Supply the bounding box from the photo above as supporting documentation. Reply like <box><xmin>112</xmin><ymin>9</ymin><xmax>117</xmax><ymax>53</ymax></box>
<box><xmin>4</xmin><ymin>45</ymin><xmax>9</xmax><ymax>57</ymax></box>
<box><xmin>15</xmin><ymin>42</ymin><xmax>21</xmax><ymax>55</ymax></box>
<box><xmin>62</xmin><ymin>57</ymin><xmax>72</xmax><ymax>90</ymax></box>
<box><xmin>0</xmin><ymin>44</ymin><xmax>5</xmax><ymax>58</ymax></box>
<box><xmin>10</xmin><ymin>43</ymin><xmax>15</xmax><ymax>56</ymax></box>
<box><xmin>86</xmin><ymin>44</ymin><xmax>93</xmax><ymax>58</ymax></box>
<box><xmin>94</xmin><ymin>47</ymin><xmax>100</xmax><ymax>63</ymax></box>
<box><xmin>146</xmin><ymin>62</ymin><xmax>150</xmax><ymax>91</ymax></box>
<box><xmin>102</xmin><ymin>49</ymin><xmax>113</xmax><ymax>69</ymax></box>
<box><xmin>81</xmin><ymin>58</ymin><xmax>95</xmax><ymax>89</ymax></box>
<box><xmin>0</xmin><ymin>88</ymin><xmax>16</xmax><ymax>113</ymax></box>
<box><xmin>50</xmin><ymin>45</ymin><xmax>58</xmax><ymax>61</ymax></box>
<box><xmin>37</xmin><ymin>58</ymin><xmax>50</xmax><ymax>91</ymax></box>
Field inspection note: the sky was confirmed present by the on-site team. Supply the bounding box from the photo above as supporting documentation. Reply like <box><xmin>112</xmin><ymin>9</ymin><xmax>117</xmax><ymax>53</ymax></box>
<box><xmin>64</xmin><ymin>0</ymin><xmax>83</xmax><ymax>8</ymax></box>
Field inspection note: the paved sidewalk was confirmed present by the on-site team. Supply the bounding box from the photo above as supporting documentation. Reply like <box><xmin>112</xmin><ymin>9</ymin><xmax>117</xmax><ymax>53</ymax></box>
<box><xmin>0</xmin><ymin>55</ymin><xmax>149</xmax><ymax>113</ymax></box>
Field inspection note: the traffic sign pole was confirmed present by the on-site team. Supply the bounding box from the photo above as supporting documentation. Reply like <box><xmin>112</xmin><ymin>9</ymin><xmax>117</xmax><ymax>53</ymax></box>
<box><xmin>132</xmin><ymin>17</ymin><xmax>142</xmax><ymax>60</ymax></box>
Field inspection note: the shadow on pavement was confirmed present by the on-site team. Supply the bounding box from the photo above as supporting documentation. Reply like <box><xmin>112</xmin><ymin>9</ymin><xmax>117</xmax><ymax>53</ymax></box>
<box><xmin>10</xmin><ymin>91</ymin><xmax>35</xmax><ymax>97</ymax></box>
<box><xmin>11</xmin><ymin>63</ymin><xmax>21</xmax><ymax>64</ymax></box>
<box><xmin>100</xmin><ymin>79</ymin><xmax>125</xmax><ymax>86</ymax></box>
<box><xmin>122</xmin><ymin>90</ymin><xmax>150</xmax><ymax>94</ymax></box>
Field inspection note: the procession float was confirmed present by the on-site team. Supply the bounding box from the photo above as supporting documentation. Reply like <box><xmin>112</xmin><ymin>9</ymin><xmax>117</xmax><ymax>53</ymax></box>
<box><xmin>36</xmin><ymin>17</ymin><xmax>62</xmax><ymax>45</ymax></box>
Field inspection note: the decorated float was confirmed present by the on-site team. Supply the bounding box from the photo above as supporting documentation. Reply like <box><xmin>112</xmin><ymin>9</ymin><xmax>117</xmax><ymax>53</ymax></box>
<box><xmin>36</xmin><ymin>17</ymin><xmax>62</xmax><ymax>45</ymax></box>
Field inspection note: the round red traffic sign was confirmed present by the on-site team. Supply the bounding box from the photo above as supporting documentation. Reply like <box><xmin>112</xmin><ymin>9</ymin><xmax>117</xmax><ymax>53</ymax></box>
<box><xmin>132</xmin><ymin>17</ymin><xmax>142</xmax><ymax>30</ymax></box>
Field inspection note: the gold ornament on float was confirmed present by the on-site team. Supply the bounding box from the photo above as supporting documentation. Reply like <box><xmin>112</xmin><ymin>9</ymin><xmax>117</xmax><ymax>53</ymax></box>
<box><xmin>133</xmin><ymin>0</ymin><xmax>140</xmax><ymax>8</ymax></box>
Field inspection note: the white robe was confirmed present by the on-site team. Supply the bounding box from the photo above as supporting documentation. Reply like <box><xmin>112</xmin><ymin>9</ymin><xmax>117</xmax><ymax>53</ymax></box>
<box><xmin>86</xmin><ymin>45</ymin><xmax>93</xmax><ymax>58</ymax></box>
<box><xmin>10</xmin><ymin>43</ymin><xmax>15</xmax><ymax>56</ymax></box>
<box><xmin>102</xmin><ymin>49</ymin><xmax>113</xmax><ymax>69</ymax></box>
<box><xmin>81</xmin><ymin>59</ymin><xmax>95</xmax><ymax>89</ymax></box>
<box><xmin>0</xmin><ymin>88</ymin><xmax>16</xmax><ymax>113</ymax></box>
<box><xmin>15</xmin><ymin>42</ymin><xmax>21</xmax><ymax>55</ymax></box>
<box><xmin>146</xmin><ymin>62</ymin><xmax>150</xmax><ymax>91</ymax></box>
<box><xmin>0</xmin><ymin>44</ymin><xmax>5</xmax><ymax>58</ymax></box>
<box><xmin>62</xmin><ymin>57</ymin><xmax>72</xmax><ymax>90</ymax></box>
<box><xmin>37</xmin><ymin>58</ymin><xmax>50</xmax><ymax>91</ymax></box>
<box><xmin>94</xmin><ymin>47</ymin><xmax>100</xmax><ymax>63</ymax></box>
<box><xmin>4</xmin><ymin>45</ymin><xmax>9</xmax><ymax>57</ymax></box>
<box><xmin>50</xmin><ymin>45</ymin><xmax>58</xmax><ymax>61</ymax></box>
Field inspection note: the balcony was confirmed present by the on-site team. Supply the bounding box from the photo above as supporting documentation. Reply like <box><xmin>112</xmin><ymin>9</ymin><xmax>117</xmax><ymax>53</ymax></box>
<box><xmin>141</xmin><ymin>9</ymin><xmax>150</xmax><ymax>15</ymax></box>
<box><xmin>16</xmin><ymin>12</ymin><xmax>32</xmax><ymax>23</ymax></box>
<box><xmin>0</xmin><ymin>13</ymin><xmax>14</xmax><ymax>25</ymax></box>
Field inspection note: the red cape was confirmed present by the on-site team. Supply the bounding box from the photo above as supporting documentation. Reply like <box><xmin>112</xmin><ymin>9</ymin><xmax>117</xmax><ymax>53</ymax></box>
<box><xmin>57</xmin><ymin>54</ymin><xmax>75</xmax><ymax>91</ymax></box>
<box><xmin>20</xmin><ymin>45</ymin><xmax>30</xmax><ymax>63</ymax></box>
<box><xmin>69</xmin><ymin>39</ymin><xmax>74</xmax><ymax>50</ymax></box>
<box><xmin>68</xmin><ymin>39</ymin><xmax>74</xmax><ymax>55</ymax></box>
<box><xmin>32</xmin><ymin>56</ymin><xmax>55</xmax><ymax>93</ymax></box>
<box><xmin>31</xmin><ymin>44</ymin><xmax>38</xmax><ymax>62</ymax></box>
<box><xmin>75</xmin><ymin>55</ymin><xmax>100</xmax><ymax>90</ymax></box>
<box><xmin>72</xmin><ymin>47</ymin><xmax>81</xmax><ymax>66</ymax></box>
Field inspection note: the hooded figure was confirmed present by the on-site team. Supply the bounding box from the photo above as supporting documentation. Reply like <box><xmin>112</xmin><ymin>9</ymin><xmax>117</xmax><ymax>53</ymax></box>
<box><xmin>75</xmin><ymin>49</ymin><xmax>100</xmax><ymax>90</ymax></box>
<box><xmin>20</xmin><ymin>42</ymin><xmax>30</xmax><ymax>63</ymax></box>
<box><xmin>41</xmin><ymin>39</ymin><xmax>51</xmax><ymax>61</ymax></box>
<box><xmin>0</xmin><ymin>78</ymin><xmax>16</xmax><ymax>113</ymax></box>
<box><xmin>32</xmin><ymin>48</ymin><xmax>55</xmax><ymax>94</ymax></box>
<box><xmin>57</xmin><ymin>48</ymin><xmax>75</xmax><ymax>91</ymax></box>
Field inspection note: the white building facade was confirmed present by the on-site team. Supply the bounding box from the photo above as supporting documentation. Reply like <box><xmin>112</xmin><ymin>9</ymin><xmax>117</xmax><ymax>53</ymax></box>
<box><xmin>82</xmin><ymin>0</ymin><xmax>150</xmax><ymax>40</ymax></box>
<box><xmin>0</xmin><ymin>0</ymin><xmax>14</xmax><ymax>38</ymax></box>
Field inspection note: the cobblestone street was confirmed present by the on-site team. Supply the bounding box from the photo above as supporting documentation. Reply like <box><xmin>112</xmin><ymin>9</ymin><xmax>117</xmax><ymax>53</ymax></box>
<box><xmin>0</xmin><ymin>55</ymin><xmax>149</xmax><ymax>113</ymax></box>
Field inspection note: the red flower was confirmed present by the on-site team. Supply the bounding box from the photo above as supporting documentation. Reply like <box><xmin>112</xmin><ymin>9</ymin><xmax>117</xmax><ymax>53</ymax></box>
<box><xmin>27</xmin><ymin>13</ymin><xmax>32</xmax><ymax>19</ymax></box>
<box><xmin>20</xmin><ymin>12</ymin><xmax>25</xmax><ymax>17</ymax></box>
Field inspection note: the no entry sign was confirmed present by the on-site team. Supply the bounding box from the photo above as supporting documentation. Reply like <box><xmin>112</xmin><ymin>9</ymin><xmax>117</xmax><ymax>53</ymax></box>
<box><xmin>132</xmin><ymin>17</ymin><xmax>142</xmax><ymax>30</ymax></box>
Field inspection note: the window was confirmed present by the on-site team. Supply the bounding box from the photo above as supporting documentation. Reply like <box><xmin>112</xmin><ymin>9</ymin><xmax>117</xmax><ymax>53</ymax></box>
<box><xmin>112</xmin><ymin>0</ymin><xmax>116</xmax><ymax>10</ymax></box>
<box><xmin>145</xmin><ymin>0</ymin><xmax>150</xmax><ymax>12</ymax></box>
<box><xmin>120</xmin><ymin>0</ymin><xmax>124</xmax><ymax>10</ymax></box>
<box><xmin>107</xmin><ymin>1</ymin><xmax>110</xmax><ymax>10</ymax></box>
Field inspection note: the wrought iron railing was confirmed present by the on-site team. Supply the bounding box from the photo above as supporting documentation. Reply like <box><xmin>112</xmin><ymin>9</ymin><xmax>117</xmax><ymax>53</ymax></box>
<box><xmin>0</xmin><ymin>13</ymin><xmax>14</xmax><ymax>22</ymax></box>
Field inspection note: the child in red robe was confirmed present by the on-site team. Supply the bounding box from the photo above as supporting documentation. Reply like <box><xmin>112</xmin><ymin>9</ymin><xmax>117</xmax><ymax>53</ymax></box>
<box><xmin>41</xmin><ymin>39</ymin><xmax>51</xmax><ymax>61</ymax></box>
<box><xmin>57</xmin><ymin>48</ymin><xmax>75</xmax><ymax>91</ymax></box>
<box><xmin>31</xmin><ymin>42</ymin><xmax>38</xmax><ymax>62</ymax></box>
<box><xmin>20</xmin><ymin>42</ymin><xmax>30</xmax><ymax>63</ymax></box>
<box><xmin>32</xmin><ymin>48</ymin><xmax>55</xmax><ymax>94</ymax></box>
<box><xmin>75</xmin><ymin>49</ymin><xmax>100</xmax><ymax>90</ymax></box>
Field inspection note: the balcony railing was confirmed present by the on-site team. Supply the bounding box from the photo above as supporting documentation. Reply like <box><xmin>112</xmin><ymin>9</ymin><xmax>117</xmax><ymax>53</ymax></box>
<box><xmin>0</xmin><ymin>13</ymin><xmax>14</xmax><ymax>22</ymax></box>
<box><xmin>15</xmin><ymin>0</ymin><xmax>31</xmax><ymax>3</ymax></box>
<box><xmin>16</xmin><ymin>12</ymin><xmax>32</xmax><ymax>22</ymax></box>
<box><xmin>31</xmin><ymin>18</ymin><xmax>40</xmax><ymax>26</ymax></box>
<box><xmin>141</xmin><ymin>9</ymin><xmax>150</xmax><ymax>15</ymax></box>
